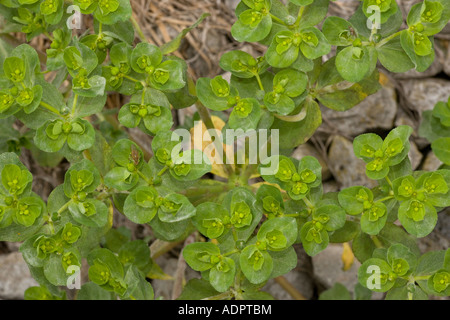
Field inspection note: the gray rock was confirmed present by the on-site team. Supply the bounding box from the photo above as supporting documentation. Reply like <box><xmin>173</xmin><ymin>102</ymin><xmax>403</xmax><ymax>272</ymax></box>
<box><xmin>320</xmin><ymin>83</ymin><xmax>397</xmax><ymax>137</ymax></box>
<box><xmin>421</xmin><ymin>151</ymin><xmax>443</xmax><ymax>171</ymax></box>
<box><xmin>312</xmin><ymin>244</ymin><xmax>360</xmax><ymax>294</ymax></box>
<box><xmin>400</xmin><ymin>79</ymin><xmax>450</xmax><ymax>118</ymax></box>
<box><xmin>328</xmin><ymin>135</ymin><xmax>378</xmax><ymax>189</ymax></box>
<box><xmin>152</xmin><ymin>256</ymin><xmax>200</xmax><ymax>300</ymax></box>
<box><xmin>225</xmin><ymin>0</ymin><xmax>240</xmax><ymax>10</ymax></box>
<box><xmin>0</xmin><ymin>252</ymin><xmax>38</xmax><ymax>299</ymax></box>
<box><xmin>292</xmin><ymin>143</ymin><xmax>331</xmax><ymax>181</ymax></box>
<box><xmin>408</xmin><ymin>140</ymin><xmax>423</xmax><ymax>170</ymax></box>
<box><xmin>323</xmin><ymin>180</ymin><xmax>339</xmax><ymax>193</ymax></box>
<box><xmin>262</xmin><ymin>271</ymin><xmax>314</xmax><ymax>300</ymax></box>
<box><xmin>263</xmin><ymin>245</ymin><xmax>315</xmax><ymax>300</ymax></box>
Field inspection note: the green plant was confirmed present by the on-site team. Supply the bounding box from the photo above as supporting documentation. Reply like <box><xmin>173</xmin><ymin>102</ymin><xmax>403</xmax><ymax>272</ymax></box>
<box><xmin>419</xmin><ymin>96</ymin><xmax>450</xmax><ymax>167</ymax></box>
<box><xmin>0</xmin><ymin>0</ymin><xmax>449</xmax><ymax>301</ymax></box>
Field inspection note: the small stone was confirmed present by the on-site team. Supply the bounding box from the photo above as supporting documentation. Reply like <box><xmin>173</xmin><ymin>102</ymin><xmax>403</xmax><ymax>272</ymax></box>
<box><xmin>0</xmin><ymin>252</ymin><xmax>38</xmax><ymax>299</ymax></box>
<box><xmin>152</xmin><ymin>257</ymin><xmax>200</xmax><ymax>300</ymax></box>
<box><xmin>408</xmin><ymin>140</ymin><xmax>423</xmax><ymax>170</ymax></box>
<box><xmin>320</xmin><ymin>81</ymin><xmax>397</xmax><ymax>137</ymax></box>
<box><xmin>328</xmin><ymin>135</ymin><xmax>377</xmax><ymax>189</ymax></box>
<box><xmin>421</xmin><ymin>151</ymin><xmax>443</xmax><ymax>171</ymax></box>
<box><xmin>323</xmin><ymin>180</ymin><xmax>339</xmax><ymax>193</ymax></box>
<box><xmin>400</xmin><ymin>79</ymin><xmax>450</xmax><ymax>118</ymax></box>
<box><xmin>312</xmin><ymin>244</ymin><xmax>360</xmax><ymax>294</ymax></box>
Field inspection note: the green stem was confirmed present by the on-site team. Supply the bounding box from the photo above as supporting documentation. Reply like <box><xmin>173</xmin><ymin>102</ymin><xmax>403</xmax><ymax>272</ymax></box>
<box><xmin>40</xmin><ymin>101</ymin><xmax>61</xmax><ymax>116</ymax></box>
<box><xmin>369</xmin><ymin>26</ymin><xmax>378</xmax><ymax>43</ymax></box>
<box><xmin>414</xmin><ymin>275</ymin><xmax>431</xmax><ymax>281</ymax></box>
<box><xmin>303</xmin><ymin>197</ymin><xmax>314</xmax><ymax>209</ymax></box>
<box><xmin>202</xmin><ymin>291</ymin><xmax>233</xmax><ymax>300</ymax></box>
<box><xmin>254</xmin><ymin>73</ymin><xmax>264</xmax><ymax>91</ymax></box>
<box><xmin>123</xmin><ymin>75</ymin><xmax>141</xmax><ymax>83</ymax></box>
<box><xmin>130</xmin><ymin>16</ymin><xmax>147</xmax><ymax>42</ymax></box>
<box><xmin>71</xmin><ymin>94</ymin><xmax>79</xmax><ymax>115</ymax></box>
<box><xmin>385</xmin><ymin>176</ymin><xmax>393</xmax><ymax>188</ymax></box>
<box><xmin>223</xmin><ymin>249</ymin><xmax>239</xmax><ymax>257</ymax></box>
<box><xmin>376</xmin><ymin>30</ymin><xmax>402</xmax><ymax>48</ymax></box>
<box><xmin>270</xmin><ymin>14</ymin><xmax>287</xmax><ymax>26</ymax></box>
<box><xmin>371</xmin><ymin>235</ymin><xmax>384</xmax><ymax>248</ymax></box>
<box><xmin>57</xmin><ymin>200</ymin><xmax>72</xmax><ymax>216</ymax></box>
<box><xmin>43</xmin><ymin>31</ymin><xmax>54</xmax><ymax>41</ymax></box>
<box><xmin>137</xmin><ymin>170</ymin><xmax>153</xmax><ymax>185</ymax></box>
<box><xmin>157</xmin><ymin>166</ymin><xmax>169</xmax><ymax>177</ymax></box>
<box><xmin>293</xmin><ymin>6</ymin><xmax>305</xmax><ymax>27</ymax></box>
<box><xmin>376</xmin><ymin>195</ymin><xmax>394</xmax><ymax>203</ymax></box>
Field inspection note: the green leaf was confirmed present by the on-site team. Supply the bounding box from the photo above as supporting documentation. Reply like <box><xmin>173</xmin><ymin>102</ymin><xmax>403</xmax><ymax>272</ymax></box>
<box><xmin>124</xmin><ymin>265</ymin><xmax>154</xmax><ymax>300</ymax></box>
<box><xmin>432</xmin><ymin>138</ymin><xmax>450</xmax><ymax>165</ymax></box>
<box><xmin>160</xmin><ymin>13</ymin><xmax>210</xmax><ymax>54</ymax></box>
<box><xmin>377</xmin><ymin>36</ymin><xmax>415</xmax><ymax>73</ymax></box>
<box><xmin>123</xmin><ymin>186</ymin><xmax>159</xmax><ymax>223</ymax></box>
<box><xmin>319</xmin><ymin>283</ymin><xmax>352</xmax><ymax>300</ymax></box>
<box><xmin>232</xmin><ymin>6</ymin><xmax>272</xmax><ymax>42</ymax></box>
<box><xmin>270</xmin><ymin>98</ymin><xmax>322</xmax><ymax>149</ymax></box>
<box><xmin>209</xmin><ymin>256</ymin><xmax>235</xmax><ymax>292</ymax></box>
<box><xmin>358</xmin><ymin>258</ymin><xmax>395</xmax><ymax>292</ymax></box>
<box><xmin>158</xmin><ymin>193</ymin><xmax>196</xmax><ymax>223</ymax></box>
<box><xmin>300</xmin><ymin>221</ymin><xmax>329</xmax><ymax>256</ymax></box>
<box><xmin>268</xmin><ymin>246</ymin><xmax>297</xmax><ymax>279</ymax></box>
<box><xmin>322</xmin><ymin>17</ymin><xmax>356</xmax><ymax>46</ymax></box>
<box><xmin>239</xmin><ymin>244</ymin><xmax>273</xmax><ymax>284</ymax></box>
<box><xmin>177</xmin><ymin>279</ymin><xmax>220</xmax><ymax>300</ymax></box>
<box><xmin>335</xmin><ymin>46</ymin><xmax>372</xmax><ymax>83</ymax></box>
<box><xmin>257</xmin><ymin>217</ymin><xmax>297</xmax><ymax>251</ymax></box>
<box><xmin>77</xmin><ymin>282</ymin><xmax>115</xmax><ymax>300</ymax></box>
<box><xmin>398</xmin><ymin>199</ymin><xmax>437</xmax><ymax>238</ymax></box>
<box><xmin>93</xmin><ymin>0</ymin><xmax>132</xmax><ymax>25</ymax></box>
<box><xmin>183</xmin><ymin>242</ymin><xmax>220</xmax><ymax>272</ymax></box>
<box><xmin>192</xmin><ymin>202</ymin><xmax>230</xmax><ymax>239</ymax></box>
<box><xmin>338</xmin><ymin>186</ymin><xmax>373</xmax><ymax>216</ymax></box>
<box><xmin>219</xmin><ymin>50</ymin><xmax>259</xmax><ymax>79</ymax></box>
<box><xmin>400</xmin><ymin>30</ymin><xmax>435</xmax><ymax>72</ymax></box>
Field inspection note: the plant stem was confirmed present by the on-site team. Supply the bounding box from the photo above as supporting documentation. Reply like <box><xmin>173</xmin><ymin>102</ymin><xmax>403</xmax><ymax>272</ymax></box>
<box><xmin>303</xmin><ymin>197</ymin><xmax>314</xmax><ymax>209</ymax></box>
<box><xmin>40</xmin><ymin>101</ymin><xmax>61</xmax><ymax>116</ymax></box>
<box><xmin>371</xmin><ymin>235</ymin><xmax>384</xmax><ymax>248</ymax></box>
<box><xmin>376</xmin><ymin>195</ymin><xmax>394</xmax><ymax>203</ymax></box>
<box><xmin>157</xmin><ymin>166</ymin><xmax>169</xmax><ymax>177</ymax></box>
<box><xmin>274</xmin><ymin>276</ymin><xmax>306</xmax><ymax>300</ymax></box>
<box><xmin>71</xmin><ymin>94</ymin><xmax>79</xmax><ymax>115</ymax></box>
<box><xmin>137</xmin><ymin>169</ymin><xmax>153</xmax><ymax>185</ymax></box>
<box><xmin>293</xmin><ymin>6</ymin><xmax>305</xmax><ymax>27</ymax></box>
<box><xmin>202</xmin><ymin>291</ymin><xmax>233</xmax><ymax>300</ymax></box>
<box><xmin>385</xmin><ymin>176</ymin><xmax>393</xmax><ymax>188</ymax></box>
<box><xmin>414</xmin><ymin>275</ymin><xmax>431</xmax><ymax>281</ymax></box>
<box><xmin>223</xmin><ymin>249</ymin><xmax>239</xmax><ymax>257</ymax></box>
<box><xmin>270</xmin><ymin>14</ymin><xmax>287</xmax><ymax>26</ymax></box>
<box><xmin>376</xmin><ymin>30</ymin><xmax>402</xmax><ymax>48</ymax></box>
<box><xmin>130</xmin><ymin>16</ymin><xmax>147</xmax><ymax>42</ymax></box>
<box><xmin>57</xmin><ymin>200</ymin><xmax>72</xmax><ymax>216</ymax></box>
<box><xmin>254</xmin><ymin>73</ymin><xmax>265</xmax><ymax>91</ymax></box>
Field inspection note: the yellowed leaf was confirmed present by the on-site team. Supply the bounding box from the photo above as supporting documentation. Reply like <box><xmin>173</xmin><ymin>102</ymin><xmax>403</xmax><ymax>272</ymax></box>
<box><xmin>341</xmin><ymin>242</ymin><xmax>355</xmax><ymax>271</ymax></box>
<box><xmin>146</xmin><ymin>262</ymin><xmax>174</xmax><ymax>280</ymax></box>
<box><xmin>190</xmin><ymin>116</ymin><xmax>235</xmax><ymax>178</ymax></box>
